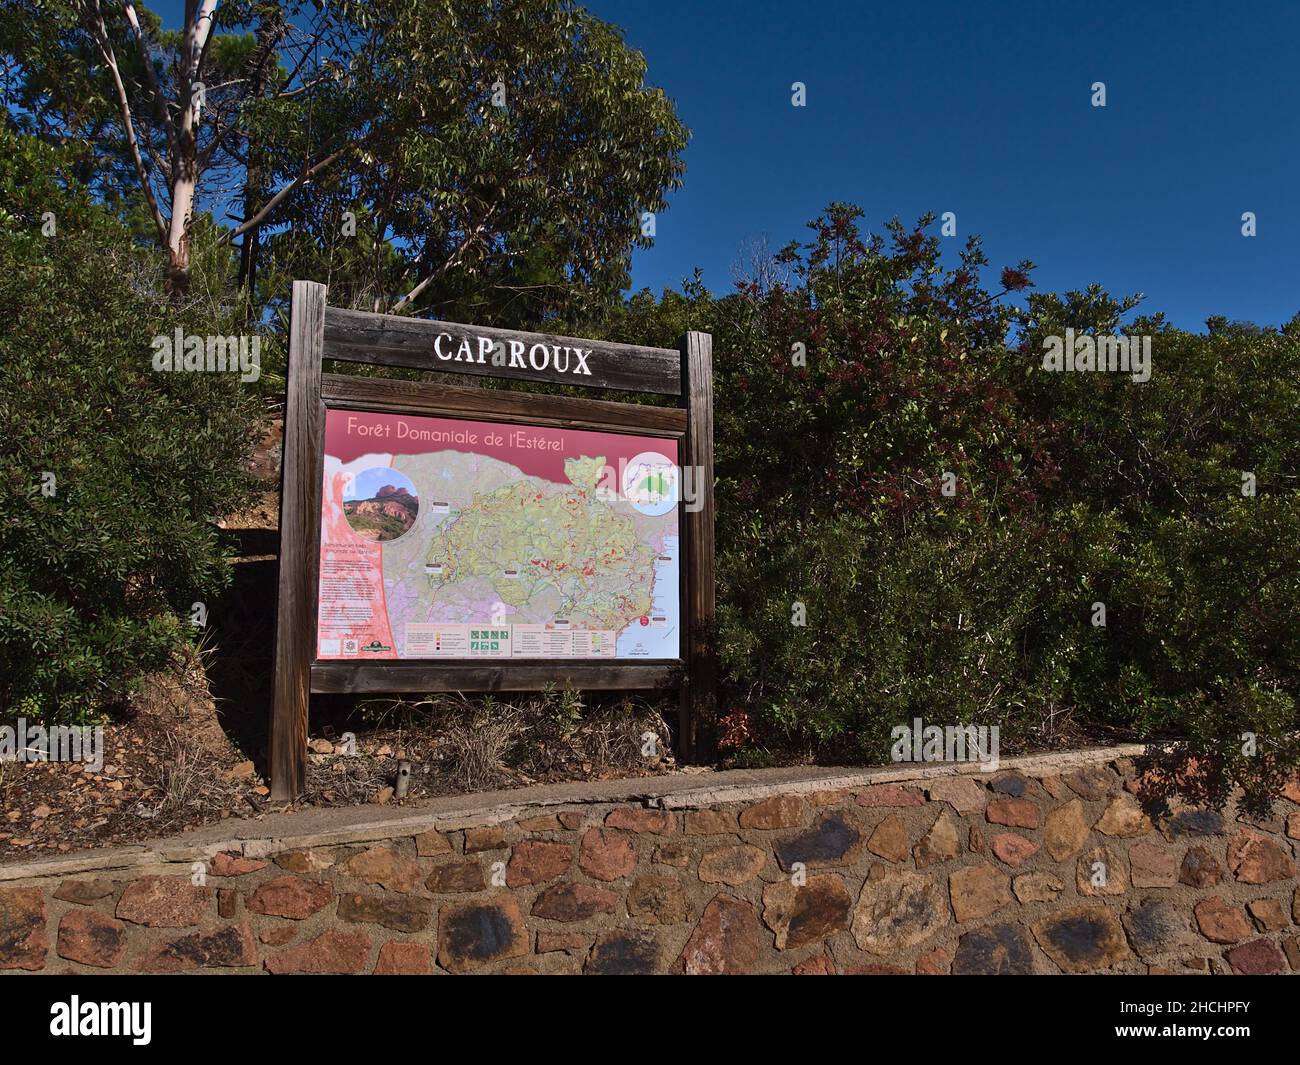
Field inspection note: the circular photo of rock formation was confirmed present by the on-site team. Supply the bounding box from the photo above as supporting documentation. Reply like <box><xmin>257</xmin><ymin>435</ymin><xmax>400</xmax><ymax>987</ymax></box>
<box><xmin>342</xmin><ymin>467</ymin><xmax>419</xmax><ymax>542</ymax></box>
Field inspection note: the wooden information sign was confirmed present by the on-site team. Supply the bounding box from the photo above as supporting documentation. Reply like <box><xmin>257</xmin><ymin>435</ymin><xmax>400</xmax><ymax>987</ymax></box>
<box><xmin>270</xmin><ymin>281</ymin><xmax>715</xmax><ymax>799</ymax></box>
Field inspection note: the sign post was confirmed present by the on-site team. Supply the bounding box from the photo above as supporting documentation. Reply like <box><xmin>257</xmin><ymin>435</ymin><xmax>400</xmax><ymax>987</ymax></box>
<box><xmin>271</xmin><ymin>280</ymin><xmax>714</xmax><ymax>800</ymax></box>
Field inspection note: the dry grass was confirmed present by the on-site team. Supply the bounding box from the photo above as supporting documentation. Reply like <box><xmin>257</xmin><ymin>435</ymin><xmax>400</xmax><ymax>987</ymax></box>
<box><xmin>139</xmin><ymin>730</ymin><xmax>249</xmax><ymax>828</ymax></box>
<box><xmin>351</xmin><ymin>686</ymin><xmax>676</xmax><ymax>797</ymax></box>
<box><xmin>436</xmin><ymin>702</ymin><xmax>531</xmax><ymax>792</ymax></box>
<box><xmin>303</xmin><ymin>751</ymin><xmax>392</xmax><ymax>805</ymax></box>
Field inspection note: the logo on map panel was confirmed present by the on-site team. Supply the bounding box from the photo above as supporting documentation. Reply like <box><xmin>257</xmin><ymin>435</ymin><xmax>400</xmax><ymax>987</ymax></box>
<box><xmin>315</xmin><ymin>409</ymin><xmax>680</xmax><ymax>660</ymax></box>
<box><xmin>622</xmin><ymin>450</ymin><xmax>678</xmax><ymax>516</ymax></box>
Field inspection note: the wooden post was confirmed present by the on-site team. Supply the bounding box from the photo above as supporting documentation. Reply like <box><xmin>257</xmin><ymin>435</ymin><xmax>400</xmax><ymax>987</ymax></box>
<box><xmin>678</xmin><ymin>331</ymin><xmax>716</xmax><ymax>761</ymax></box>
<box><xmin>270</xmin><ymin>280</ymin><xmax>327</xmax><ymax>801</ymax></box>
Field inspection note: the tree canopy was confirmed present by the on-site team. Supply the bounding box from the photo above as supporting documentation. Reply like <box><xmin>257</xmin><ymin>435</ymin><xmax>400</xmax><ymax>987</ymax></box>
<box><xmin>2</xmin><ymin>0</ymin><xmax>688</xmax><ymax>315</ymax></box>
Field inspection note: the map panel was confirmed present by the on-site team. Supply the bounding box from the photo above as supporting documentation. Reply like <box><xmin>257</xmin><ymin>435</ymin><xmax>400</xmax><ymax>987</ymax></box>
<box><xmin>316</xmin><ymin>408</ymin><xmax>680</xmax><ymax>661</ymax></box>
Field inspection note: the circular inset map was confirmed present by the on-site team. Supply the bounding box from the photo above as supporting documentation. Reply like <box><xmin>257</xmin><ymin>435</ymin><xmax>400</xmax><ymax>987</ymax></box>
<box><xmin>622</xmin><ymin>451</ymin><xmax>678</xmax><ymax>516</ymax></box>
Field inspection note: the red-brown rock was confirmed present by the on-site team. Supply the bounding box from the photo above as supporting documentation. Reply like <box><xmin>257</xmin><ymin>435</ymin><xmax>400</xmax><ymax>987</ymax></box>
<box><xmin>578</xmin><ymin>828</ymin><xmax>636</xmax><ymax>881</ymax></box>
<box><xmin>584</xmin><ymin>930</ymin><xmax>660</xmax><ymax>974</ymax></box>
<box><xmin>866</xmin><ymin>814</ymin><xmax>909</xmax><ymax>862</ymax></box>
<box><xmin>337</xmin><ymin>892</ymin><xmax>433</xmax><ymax>932</ymax></box>
<box><xmin>685</xmin><ymin>809</ymin><xmax>739</xmax><ymax>834</ymax></box>
<box><xmin>1013</xmin><ymin>872</ymin><xmax>1064</xmax><ymax>903</ymax></box>
<box><xmin>531</xmin><ymin>882</ymin><xmax>619</xmax><ymax>922</ymax></box>
<box><xmin>463</xmin><ymin>826</ymin><xmax>509</xmax><ymax>852</ymax></box>
<box><xmin>1280</xmin><ymin>936</ymin><xmax>1300</xmax><ymax>971</ymax></box>
<box><xmin>517</xmin><ymin>814</ymin><xmax>562</xmax><ymax>832</ymax></box>
<box><xmin>1179</xmin><ymin>845</ymin><xmax>1223</xmax><ymax>887</ymax></box>
<box><xmin>274</xmin><ymin>848</ymin><xmax>335</xmax><ymax>873</ymax></box>
<box><xmin>1193</xmin><ymin>896</ymin><xmax>1251</xmax><ymax>944</ymax></box>
<box><xmin>1226</xmin><ymin>830</ymin><xmax>1296</xmax><ymax>884</ymax></box>
<box><xmin>536</xmin><ymin>931</ymin><xmax>591</xmax><ymax>953</ymax></box>
<box><xmin>373</xmin><ymin>941</ymin><xmax>432</xmax><ymax>974</ymax></box>
<box><xmin>949</xmin><ymin>864</ymin><xmax>1011</xmax><ymax>922</ymax></box>
<box><xmin>139</xmin><ymin>923</ymin><xmax>257</xmax><ymax>971</ymax></box>
<box><xmin>1247</xmin><ymin>898</ymin><xmax>1287</xmax><ymax>931</ymax></box>
<box><xmin>604</xmin><ymin>808</ymin><xmax>676</xmax><ymax>834</ymax></box>
<box><xmin>506</xmin><ymin>840</ymin><xmax>573</xmax><ymax>886</ymax></box>
<box><xmin>738</xmin><ymin>795</ymin><xmax>809</xmax><ymax>828</ymax></box>
<box><xmin>1032</xmin><ymin>905</ymin><xmax>1130</xmax><ymax>972</ymax></box>
<box><xmin>986</xmin><ymin>798</ymin><xmax>1041</xmax><ymax>829</ymax></box>
<box><xmin>677</xmin><ymin>894</ymin><xmax>762</xmax><ymax>974</ymax></box>
<box><xmin>1076</xmin><ymin>845</ymin><xmax>1129</xmax><ymax>897</ymax></box>
<box><xmin>698</xmin><ymin>844</ymin><xmax>766</xmax><ymax>885</ymax></box>
<box><xmin>244</xmin><ymin>875</ymin><xmax>332</xmax><ymax>919</ymax></box>
<box><xmin>926</xmin><ymin>777</ymin><xmax>988</xmax><ymax>814</ymax></box>
<box><xmin>652</xmin><ymin>841</ymin><xmax>692</xmax><ymax>867</ymax></box>
<box><xmin>413</xmin><ymin>829</ymin><xmax>452</xmax><ymax>856</ymax></box>
<box><xmin>1043</xmin><ymin>799</ymin><xmax>1090</xmax><ymax>860</ymax></box>
<box><xmin>1280</xmin><ymin>774</ymin><xmax>1300</xmax><ymax>804</ymax></box>
<box><xmin>1129</xmin><ymin>841</ymin><xmax>1179</xmax><ymax>887</ymax></box>
<box><xmin>991</xmin><ymin>833</ymin><xmax>1040</xmax><ymax>867</ymax></box>
<box><xmin>56</xmin><ymin>910</ymin><xmax>126</xmax><ymax>968</ymax></box>
<box><xmin>265</xmin><ymin>929</ymin><xmax>372</xmax><ymax>974</ymax></box>
<box><xmin>115</xmin><ymin>876</ymin><xmax>210</xmax><ymax>928</ymax></box>
<box><xmin>210</xmin><ymin>852</ymin><xmax>267</xmax><ymax>877</ymax></box>
<box><xmin>854</xmin><ymin>869</ymin><xmax>950</xmax><ymax>953</ymax></box>
<box><xmin>1063</xmin><ymin>767</ymin><xmax>1113</xmax><ymax>801</ymax></box>
<box><xmin>424</xmin><ymin>859</ymin><xmax>486</xmax><ymax>894</ymax></box>
<box><xmin>52</xmin><ymin>879</ymin><xmax>117</xmax><ymax>905</ymax></box>
<box><xmin>627</xmin><ymin>874</ymin><xmax>690</xmax><ymax>925</ymax></box>
<box><xmin>913</xmin><ymin>810</ymin><xmax>963</xmax><ymax>868</ymax></box>
<box><xmin>340</xmin><ymin>845</ymin><xmax>423</xmax><ymax>892</ymax></box>
<box><xmin>437</xmin><ymin>897</ymin><xmax>529</xmax><ymax>972</ymax></box>
<box><xmin>761</xmin><ymin>875</ymin><xmax>852</xmax><ymax>950</ymax></box>
<box><xmin>1225</xmin><ymin>939</ymin><xmax>1285</xmax><ymax>975</ymax></box>
<box><xmin>915</xmin><ymin>944</ymin><xmax>954</xmax><ymax>975</ymax></box>
<box><xmin>1093</xmin><ymin>794</ymin><xmax>1153</xmax><ymax>837</ymax></box>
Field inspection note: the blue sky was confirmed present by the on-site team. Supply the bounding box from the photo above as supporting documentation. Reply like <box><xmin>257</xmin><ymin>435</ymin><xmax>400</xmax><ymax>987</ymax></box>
<box><xmin>153</xmin><ymin>1</ymin><xmax>1299</xmax><ymax>330</ymax></box>
<box><xmin>344</xmin><ymin>466</ymin><xmax>415</xmax><ymax>502</ymax></box>
<box><xmin>588</xmin><ymin>0</ymin><xmax>1300</xmax><ymax>329</ymax></box>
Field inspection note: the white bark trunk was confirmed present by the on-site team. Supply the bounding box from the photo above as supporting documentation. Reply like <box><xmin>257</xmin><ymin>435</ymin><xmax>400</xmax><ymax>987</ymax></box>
<box><xmin>165</xmin><ymin>0</ymin><xmax>219</xmax><ymax>294</ymax></box>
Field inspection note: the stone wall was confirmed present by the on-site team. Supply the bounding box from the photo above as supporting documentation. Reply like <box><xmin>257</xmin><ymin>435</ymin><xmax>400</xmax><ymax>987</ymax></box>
<box><xmin>1</xmin><ymin>749</ymin><xmax>1298</xmax><ymax>974</ymax></box>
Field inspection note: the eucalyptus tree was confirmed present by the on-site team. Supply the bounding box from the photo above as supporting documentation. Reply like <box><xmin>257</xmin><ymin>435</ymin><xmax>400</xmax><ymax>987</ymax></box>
<box><xmin>2</xmin><ymin>0</ymin><xmax>688</xmax><ymax>311</ymax></box>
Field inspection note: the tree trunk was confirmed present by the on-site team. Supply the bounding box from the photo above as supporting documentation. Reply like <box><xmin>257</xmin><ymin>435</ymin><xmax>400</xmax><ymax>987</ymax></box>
<box><xmin>165</xmin><ymin>155</ymin><xmax>196</xmax><ymax>298</ymax></box>
<box><xmin>163</xmin><ymin>0</ymin><xmax>218</xmax><ymax>298</ymax></box>
<box><xmin>166</xmin><ymin>241</ymin><xmax>191</xmax><ymax>297</ymax></box>
<box><xmin>237</xmin><ymin>5</ymin><xmax>283</xmax><ymax>301</ymax></box>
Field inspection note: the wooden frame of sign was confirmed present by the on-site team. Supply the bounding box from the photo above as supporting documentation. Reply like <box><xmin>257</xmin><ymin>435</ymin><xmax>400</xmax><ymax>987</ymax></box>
<box><xmin>269</xmin><ymin>280</ymin><xmax>715</xmax><ymax>800</ymax></box>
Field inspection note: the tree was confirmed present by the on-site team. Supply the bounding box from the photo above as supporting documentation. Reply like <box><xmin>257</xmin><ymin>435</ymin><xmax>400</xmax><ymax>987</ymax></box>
<box><xmin>250</xmin><ymin>0</ymin><xmax>688</xmax><ymax>325</ymax></box>
<box><xmin>2</xmin><ymin>0</ymin><xmax>688</xmax><ymax>308</ymax></box>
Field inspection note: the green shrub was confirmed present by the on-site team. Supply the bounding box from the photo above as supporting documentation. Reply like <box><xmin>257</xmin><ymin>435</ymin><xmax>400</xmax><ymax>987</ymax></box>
<box><xmin>604</xmin><ymin>205</ymin><xmax>1300</xmax><ymax>809</ymax></box>
<box><xmin>0</xmin><ymin>131</ymin><xmax>262</xmax><ymax>723</ymax></box>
